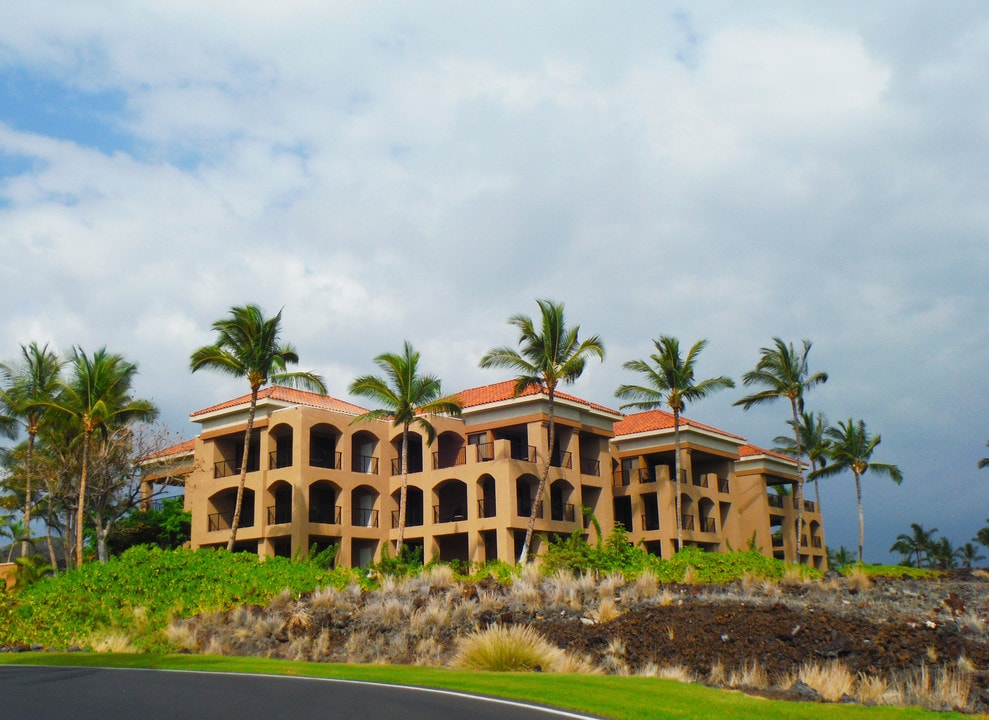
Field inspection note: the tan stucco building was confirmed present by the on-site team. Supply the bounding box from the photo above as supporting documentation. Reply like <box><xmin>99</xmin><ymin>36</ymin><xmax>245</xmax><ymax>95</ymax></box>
<box><xmin>176</xmin><ymin>382</ymin><xmax>826</xmax><ymax>569</ymax></box>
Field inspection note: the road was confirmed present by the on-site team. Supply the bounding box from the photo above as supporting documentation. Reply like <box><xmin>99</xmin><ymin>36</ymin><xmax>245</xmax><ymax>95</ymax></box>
<box><xmin>0</xmin><ymin>666</ymin><xmax>606</xmax><ymax>720</ymax></box>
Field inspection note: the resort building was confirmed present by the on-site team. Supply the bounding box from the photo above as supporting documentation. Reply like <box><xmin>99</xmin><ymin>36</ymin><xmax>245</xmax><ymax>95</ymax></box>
<box><xmin>175</xmin><ymin>382</ymin><xmax>826</xmax><ymax>569</ymax></box>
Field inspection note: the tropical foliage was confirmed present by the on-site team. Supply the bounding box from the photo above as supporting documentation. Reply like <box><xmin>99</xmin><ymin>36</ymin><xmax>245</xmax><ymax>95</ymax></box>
<box><xmin>480</xmin><ymin>299</ymin><xmax>604</xmax><ymax>564</ymax></box>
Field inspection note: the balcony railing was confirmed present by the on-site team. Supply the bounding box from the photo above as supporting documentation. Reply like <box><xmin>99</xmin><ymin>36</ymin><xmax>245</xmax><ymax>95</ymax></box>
<box><xmin>310</xmin><ymin>450</ymin><xmax>341</xmax><ymax>470</ymax></box>
<box><xmin>551</xmin><ymin>503</ymin><xmax>575</xmax><ymax>523</ymax></box>
<box><xmin>354</xmin><ymin>508</ymin><xmax>379</xmax><ymax>528</ymax></box>
<box><xmin>208</xmin><ymin>511</ymin><xmax>254</xmax><ymax>531</ymax></box>
<box><xmin>391</xmin><ymin>509</ymin><xmax>424</xmax><ymax>528</ymax></box>
<box><xmin>214</xmin><ymin>459</ymin><xmax>258</xmax><ymax>479</ymax></box>
<box><xmin>692</xmin><ymin>475</ymin><xmax>709</xmax><ymax>488</ymax></box>
<box><xmin>269</xmin><ymin>451</ymin><xmax>292</xmax><ymax>470</ymax></box>
<box><xmin>390</xmin><ymin>458</ymin><xmax>424</xmax><ymax>476</ymax></box>
<box><xmin>433</xmin><ymin>447</ymin><xmax>467</xmax><ymax>470</ymax></box>
<box><xmin>699</xmin><ymin>517</ymin><xmax>716</xmax><ymax>533</ymax></box>
<box><xmin>267</xmin><ymin>505</ymin><xmax>292</xmax><ymax>524</ymax></box>
<box><xmin>772</xmin><ymin>532</ymin><xmax>784</xmax><ymax>547</ymax></box>
<box><xmin>550</xmin><ymin>451</ymin><xmax>573</xmax><ymax>469</ymax></box>
<box><xmin>680</xmin><ymin>514</ymin><xmax>695</xmax><ymax>531</ymax></box>
<box><xmin>718</xmin><ymin>477</ymin><xmax>730</xmax><ymax>494</ymax></box>
<box><xmin>433</xmin><ymin>505</ymin><xmax>467</xmax><ymax>524</ymax></box>
<box><xmin>640</xmin><ymin>514</ymin><xmax>660</xmax><ymax>532</ymax></box>
<box><xmin>309</xmin><ymin>505</ymin><xmax>341</xmax><ymax>525</ymax></box>
<box><xmin>811</xmin><ymin>537</ymin><xmax>823</xmax><ymax>549</ymax></box>
<box><xmin>477</xmin><ymin>498</ymin><xmax>496</xmax><ymax>518</ymax></box>
<box><xmin>767</xmin><ymin>494</ymin><xmax>785</xmax><ymax>508</ymax></box>
<box><xmin>579</xmin><ymin>457</ymin><xmax>601</xmax><ymax>476</ymax></box>
<box><xmin>613</xmin><ymin>469</ymin><xmax>632</xmax><ymax>488</ymax></box>
<box><xmin>803</xmin><ymin>500</ymin><xmax>816</xmax><ymax>512</ymax></box>
<box><xmin>511</xmin><ymin>444</ymin><xmax>537</xmax><ymax>463</ymax></box>
<box><xmin>353</xmin><ymin>455</ymin><xmax>379</xmax><ymax>474</ymax></box>
<box><xmin>474</xmin><ymin>442</ymin><xmax>494</xmax><ymax>462</ymax></box>
<box><xmin>517</xmin><ymin>499</ymin><xmax>543</xmax><ymax>518</ymax></box>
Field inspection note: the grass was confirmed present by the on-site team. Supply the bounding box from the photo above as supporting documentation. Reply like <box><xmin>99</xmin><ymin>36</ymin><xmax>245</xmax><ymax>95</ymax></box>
<box><xmin>0</xmin><ymin>652</ymin><xmax>972</xmax><ymax>720</ymax></box>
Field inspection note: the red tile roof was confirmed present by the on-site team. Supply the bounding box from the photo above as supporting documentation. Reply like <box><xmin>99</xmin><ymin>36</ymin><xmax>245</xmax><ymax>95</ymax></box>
<box><xmin>614</xmin><ymin>409</ymin><xmax>745</xmax><ymax>441</ymax></box>
<box><xmin>456</xmin><ymin>380</ymin><xmax>621</xmax><ymax>415</ymax></box>
<box><xmin>191</xmin><ymin>386</ymin><xmax>369</xmax><ymax>418</ymax></box>
<box><xmin>739</xmin><ymin>444</ymin><xmax>801</xmax><ymax>464</ymax></box>
<box><xmin>141</xmin><ymin>438</ymin><xmax>196</xmax><ymax>461</ymax></box>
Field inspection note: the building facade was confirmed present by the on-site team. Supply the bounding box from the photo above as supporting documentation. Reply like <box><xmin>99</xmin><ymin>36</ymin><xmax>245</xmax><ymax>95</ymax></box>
<box><xmin>178</xmin><ymin>382</ymin><xmax>826</xmax><ymax>569</ymax></box>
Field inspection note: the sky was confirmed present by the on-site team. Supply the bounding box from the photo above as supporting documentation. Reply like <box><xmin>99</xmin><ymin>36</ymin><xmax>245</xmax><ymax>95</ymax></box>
<box><xmin>1</xmin><ymin>2</ymin><xmax>987</xmax><ymax>564</ymax></box>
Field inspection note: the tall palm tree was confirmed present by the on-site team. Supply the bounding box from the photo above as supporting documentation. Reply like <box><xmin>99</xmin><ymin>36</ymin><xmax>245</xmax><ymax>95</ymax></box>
<box><xmin>811</xmin><ymin>418</ymin><xmax>902</xmax><ymax>564</ymax></box>
<box><xmin>890</xmin><ymin>522</ymin><xmax>938</xmax><ymax>568</ymax></box>
<box><xmin>955</xmin><ymin>542</ymin><xmax>985</xmax><ymax>569</ymax></box>
<box><xmin>349</xmin><ymin>341</ymin><xmax>462</xmax><ymax>555</ymax></box>
<box><xmin>480</xmin><ymin>299</ymin><xmax>605</xmax><ymax>564</ymax></box>
<box><xmin>47</xmin><ymin>347</ymin><xmax>158</xmax><ymax>566</ymax></box>
<box><xmin>735</xmin><ymin>338</ymin><xmax>827</xmax><ymax>560</ymax></box>
<box><xmin>0</xmin><ymin>342</ymin><xmax>63</xmax><ymax>556</ymax></box>
<box><xmin>615</xmin><ymin>336</ymin><xmax>734</xmax><ymax>553</ymax></box>
<box><xmin>773</xmin><ymin>410</ymin><xmax>831</xmax><ymax>510</ymax></box>
<box><xmin>191</xmin><ymin>305</ymin><xmax>326</xmax><ymax>551</ymax></box>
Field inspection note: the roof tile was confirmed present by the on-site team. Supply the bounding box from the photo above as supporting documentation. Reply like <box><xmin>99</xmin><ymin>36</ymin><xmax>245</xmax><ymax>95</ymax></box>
<box><xmin>191</xmin><ymin>386</ymin><xmax>369</xmax><ymax>418</ymax></box>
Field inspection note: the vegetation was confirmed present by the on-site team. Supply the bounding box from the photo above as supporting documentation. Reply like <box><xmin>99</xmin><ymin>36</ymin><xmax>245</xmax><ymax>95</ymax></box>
<box><xmin>479</xmin><ymin>299</ymin><xmax>604</xmax><ymax>564</ymax></box>
<box><xmin>349</xmin><ymin>341</ymin><xmax>462</xmax><ymax>554</ymax></box>
<box><xmin>190</xmin><ymin>304</ymin><xmax>326</xmax><ymax>551</ymax></box>
<box><xmin>615</xmin><ymin>336</ymin><xmax>734</xmax><ymax>552</ymax></box>
<box><xmin>774</xmin><ymin>410</ymin><xmax>831</xmax><ymax>510</ymax></box>
<box><xmin>735</xmin><ymin>338</ymin><xmax>828</xmax><ymax>560</ymax></box>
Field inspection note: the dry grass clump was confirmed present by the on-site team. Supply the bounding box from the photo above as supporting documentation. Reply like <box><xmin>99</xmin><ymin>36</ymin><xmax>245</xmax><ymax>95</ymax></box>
<box><xmin>682</xmin><ymin>566</ymin><xmax>697</xmax><ymax>586</ymax></box>
<box><xmin>588</xmin><ymin>598</ymin><xmax>623</xmax><ymax>624</ymax></box>
<box><xmin>855</xmin><ymin>674</ymin><xmax>892</xmax><ymax>705</ymax></box>
<box><xmin>707</xmin><ymin>660</ymin><xmax>727</xmax><ymax>686</ymax></box>
<box><xmin>87</xmin><ymin>632</ymin><xmax>139</xmax><ymax>653</ymax></box>
<box><xmin>363</xmin><ymin>596</ymin><xmax>405</xmax><ymax>626</ymax></box>
<box><xmin>728</xmin><ymin>660</ymin><xmax>769</xmax><ymax>690</ymax></box>
<box><xmin>844</xmin><ymin>568</ymin><xmax>872</xmax><ymax>592</ymax></box>
<box><xmin>892</xmin><ymin>664</ymin><xmax>973</xmax><ymax>712</ymax></box>
<box><xmin>597</xmin><ymin>573</ymin><xmax>625</xmax><ymax>600</ymax></box>
<box><xmin>623</xmin><ymin>570</ymin><xmax>659</xmax><ymax>603</ymax></box>
<box><xmin>599</xmin><ymin>636</ymin><xmax>628</xmax><ymax>675</ymax></box>
<box><xmin>310</xmin><ymin>583</ymin><xmax>360</xmax><ymax>612</ymax></box>
<box><xmin>423</xmin><ymin>564</ymin><xmax>456</xmax><ymax>590</ymax></box>
<box><xmin>453</xmin><ymin>624</ymin><xmax>564</xmax><ymax>672</ymax></box>
<box><xmin>165</xmin><ymin>620</ymin><xmax>198</xmax><ymax>651</ymax></box>
<box><xmin>545</xmin><ymin>569</ymin><xmax>582</xmax><ymax>608</ymax></box>
<box><xmin>780</xmin><ymin>566</ymin><xmax>806</xmax><ymax>587</ymax></box>
<box><xmin>637</xmin><ymin>663</ymin><xmax>697</xmax><ymax>683</ymax></box>
<box><xmin>508</xmin><ymin>568</ymin><xmax>543</xmax><ymax>611</ymax></box>
<box><xmin>799</xmin><ymin>661</ymin><xmax>855</xmax><ymax>702</ymax></box>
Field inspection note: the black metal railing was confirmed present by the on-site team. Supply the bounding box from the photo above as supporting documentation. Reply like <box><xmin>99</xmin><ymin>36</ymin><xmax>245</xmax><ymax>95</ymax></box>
<box><xmin>391</xmin><ymin>509</ymin><xmax>424</xmax><ymax>528</ymax></box>
<box><xmin>477</xmin><ymin>498</ymin><xmax>496</xmax><ymax>518</ymax></box>
<box><xmin>718</xmin><ymin>477</ymin><xmax>730</xmax><ymax>494</ymax></box>
<box><xmin>692</xmin><ymin>475</ymin><xmax>709</xmax><ymax>488</ymax></box>
<box><xmin>772</xmin><ymin>532</ymin><xmax>785</xmax><ymax>547</ymax></box>
<box><xmin>517</xmin><ymin>499</ymin><xmax>543</xmax><ymax>518</ymax></box>
<box><xmin>433</xmin><ymin>505</ymin><xmax>468</xmax><ymax>523</ymax></box>
<box><xmin>638</xmin><ymin>467</ymin><xmax>656</xmax><ymax>484</ymax></box>
<box><xmin>767</xmin><ymin>494</ymin><xmax>785</xmax><ymax>508</ymax></box>
<box><xmin>391</xmin><ymin>458</ymin><xmax>424</xmax><ymax>475</ymax></box>
<box><xmin>474</xmin><ymin>442</ymin><xmax>495</xmax><ymax>462</ymax></box>
<box><xmin>433</xmin><ymin>447</ymin><xmax>467</xmax><ymax>469</ymax></box>
<box><xmin>699</xmin><ymin>517</ymin><xmax>716</xmax><ymax>533</ymax></box>
<box><xmin>353</xmin><ymin>455</ymin><xmax>379</xmax><ymax>474</ymax></box>
<box><xmin>551</xmin><ymin>503</ymin><xmax>575</xmax><ymax>522</ymax></box>
<box><xmin>269</xmin><ymin>451</ymin><xmax>292</xmax><ymax>470</ymax></box>
<box><xmin>354</xmin><ymin>508</ymin><xmax>378</xmax><ymax>527</ymax></box>
<box><xmin>510</xmin><ymin>444</ymin><xmax>537</xmax><ymax>463</ymax></box>
<box><xmin>811</xmin><ymin>537</ymin><xmax>823</xmax><ymax>549</ymax></box>
<box><xmin>550</xmin><ymin>451</ymin><xmax>572</xmax><ymax>469</ymax></box>
<box><xmin>214</xmin><ymin>459</ymin><xmax>259</xmax><ymax>478</ymax></box>
<box><xmin>310</xmin><ymin>450</ymin><xmax>341</xmax><ymax>470</ymax></box>
<box><xmin>641</xmin><ymin>514</ymin><xmax>660</xmax><ymax>532</ymax></box>
<box><xmin>309</xmin><ymin>505</ymin><xmax>341</xmax><ymax>525</ymax></box>
<box><xmin>579</xmin><ymin>457</ymin><xmax>600</xmax><ymax>476</ymax></box>
<box><xmin>208</xmin><ymin>511</ymin><xmax>254</xmax><ymax>531</ymax></box>
<box><xmin>680</xmin><ymin>514</ymin><xmax>695</xmax><ymax>531</ymax></box>
<box><xmin>267</xmin><ymin>505</ymin><xmax>292</xmax><ymax>524</ymax></box>
<box><xmin>803</xmin><ymin>500</ymin><xmax>816</xmax><ymax>512</ymax></box>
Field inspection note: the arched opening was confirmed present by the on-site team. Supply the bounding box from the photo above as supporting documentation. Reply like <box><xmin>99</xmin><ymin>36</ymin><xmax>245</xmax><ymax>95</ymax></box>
<box><xmin>309</xmin><ymin>480</ymin><xmax>341</xmax><ymax>525</ymax></box>
<box><xmin>680</xmin><ymin>495</ymin><xmax>695</xmax><ymax>531</ymax></box>
<box><xmin>550</xmin><ymin>479</ymin><xmax>575</xmax><ymax>522</ymax></box>
<box><xmin>208</xmin><ymin>488</ymin><xmax>255</xmax><ymax>531</ymax></box>
<box><xmin>515</xmin><ymin>474</ymin><xmax>541</xmax><ymax>518</ymax></box>
<box><xmin>550</xmin><ymin>426</ymin><xmax>573</xmax><ymax>468</ymax></box>
<box><xmin>698</xmin><ymin>497</ymin><xmax>716</xmax><ymax>533</ymax></box>
<box><xmin>391</xmin><ymin>431</ymin><xmax>424</xmax><ymax>475</ymax></box>
<box><xmin>434</xmin><ymin>431</ymin><xmax>466</xmax><ymax>469</ymax></box>
<box><xmin>477</xmin><ymin>474</ymin><xmax>496</xmax><ymax>518</ymax></box>
<box><xmin>433</xmin><ymin>479</ymin><xmax>468</xmax><ymax>523</ymax></box>
<box><xmin>269</xmin><ymin>423</ymin><xmax>294</xmax><ymax>470</ymax></box>
<box><xmin>310</xmin><ymin>423</ymin><xmax>342</xmax><ymax>470</ymax></box>
<box><xmin>267</xmin><ymin>481</ymin><xmax>293</xmax><ymax>524</ymax></box>
<box><xmin>352</xmin><ymin>431</ymin><xmax>379</xmax><ymax>474</ymax></box>
<box><xmin>809</xmin><ymin>520</ymin><xmax>823</xmax><ymax>549</ymax></box>
<box><xmin>352</xmin><ymin>485</ymin><xmax>379</xmax><ymax>527</ymax></box>
<box><xmin>391</xmin><ymin>486</ymin><xmax>424</xmax><ymax>528</ymax></box>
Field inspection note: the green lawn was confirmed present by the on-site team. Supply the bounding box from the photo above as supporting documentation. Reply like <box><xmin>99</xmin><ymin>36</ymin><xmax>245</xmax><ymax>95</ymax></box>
<box><xmin>0</xmin><ymin>653</ymin><xmax>967</xmax><ymax>720</ymax></box>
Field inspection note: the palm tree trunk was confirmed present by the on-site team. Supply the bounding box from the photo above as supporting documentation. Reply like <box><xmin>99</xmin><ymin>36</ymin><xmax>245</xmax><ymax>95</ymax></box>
<box><xmin>790</xmin><ymin>399</ymin><xmax>805</xmax><ymax>562</ymax></box>
<box><xmin>674</xmin><ymin>409</ymin><xmax>683</xmax><ymax>553</ymax></box>
<box><xmin>75</xmin><ymin>430</ymin><xmax>92</xmax><ymax>567</ymax></box>
<box><xmin>227</xmin><ymin>386</ymin><xmax>259</xmax><ymax>552</ymax></box>
<box><xmin>855</xmin><ymin>472</ymin><xmax>864</xmax><ymax>564</ymax></box>
<box><xmin>396</xmin><ymin>423</ymin><xmax>409</xmax><ymax>556</ymax></box>
<box><xmin>22</xmin><ymin>428</ymin><xmax>36</xmax><ymax>558</ymax></box>
<box><xmin>519</xmin><ymin>387</ymin><xmax>555</xmax><ymax>564</ymax></box>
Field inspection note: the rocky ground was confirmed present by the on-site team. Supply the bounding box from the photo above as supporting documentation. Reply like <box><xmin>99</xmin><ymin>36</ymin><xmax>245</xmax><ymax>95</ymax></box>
<box><xmin>174</xmin><ymin>568</ymin><xmax>989</xmax><ymax>713</ymax></box>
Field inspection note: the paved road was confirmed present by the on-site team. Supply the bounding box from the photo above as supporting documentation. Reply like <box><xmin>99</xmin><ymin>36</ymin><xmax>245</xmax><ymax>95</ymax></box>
<box><xmin>0</xmin><ymin>666</ymin><xmax>606</xmax><ymax>720</ymax></box>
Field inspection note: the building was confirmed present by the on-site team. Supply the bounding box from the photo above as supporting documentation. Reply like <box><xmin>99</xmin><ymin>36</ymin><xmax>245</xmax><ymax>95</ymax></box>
<box><xmin>176</xmin><ymin>382</ymin><xmax>826</xmax><ymax>569</ymax></box>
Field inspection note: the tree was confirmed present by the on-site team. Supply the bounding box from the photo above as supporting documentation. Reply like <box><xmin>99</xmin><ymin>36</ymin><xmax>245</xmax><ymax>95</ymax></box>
<box><xmin>890</xmin><ymin>523</ymin><xmax>938</xmax><ymax>568</ymax></box>
<box><xmin>773</xmin><ymin>411</ymin><xmax>831</xmax><ymax>510</ymax></box>
<box><xmin>955</xmin><ymin>542</ymin><xmax>985</xmax><ymax>569</ymax></box>
<box><xmin>735</xmin><ymin>338</ymin><xmax>827</xmax><ymax>560</ymax></box>
<box><xmin>349</xmin><ymin>341</ymin><xmax>462</xmax><ymax>555</ymax></box>
<box><xmin>928</xmin><ymin>536</ymin><xmax>958</xmax><ymax>571</ymax></box>
<box><xmin>0</xmin><ymin>342</ymin><xmax>63</xmax><ymax>556</ymax></box>
<box><xmin>46</xmin><ymin>347</ymin><xmax>158</xmax><ymax>567</ymax></box>
<box><xmin>827</xmin><ymin>545</ymin><xmax>856</xmax><ymax>569</ymax></box>
<box><xmin>190</xmin><ymin>305</ymin><xmax>326</xmax><ymax>551</ymax></box>
<box><xmin>480</xmin><ymin>299</ymin><xmax>605</xmax><ymax>564</ymax></box>
<box><xmin>811</xmin><ymin>418</ymin><xmax>902</xmax><ymax>564</ymax></box>
<box><xmin>615</xmin><ymin>336</ymin><xmax>734</xmax><ymax>552</ymax></box>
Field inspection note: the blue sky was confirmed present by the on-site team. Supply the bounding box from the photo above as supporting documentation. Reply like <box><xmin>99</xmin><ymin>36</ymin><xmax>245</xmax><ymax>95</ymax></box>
<box><xmin>1</xmin><ymin>2</ymin><xmax>988</xmax><ymax>563</ymax></box>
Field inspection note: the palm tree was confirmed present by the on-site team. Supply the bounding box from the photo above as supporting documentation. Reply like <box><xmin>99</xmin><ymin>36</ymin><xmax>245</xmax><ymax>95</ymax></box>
<box><xmin>735</xmin><ymin>338</ymin><xmax>827</xmax><ymax>560</ymax></box>
<box><xmin>956</xmin><ymin>542</ymin><xmax>985</xmax><ymax>569</ymax></box>
<box><xmin>929</xmin><ymin>536</ymin><xmax>958</xmax><ymax>571</ymax></box>
<box><xmin>811</xmin><ymin>418</ymin><xmax>902</xmax><ymax>564</ymax></box>
<box><xmin>480</xmin><ymin>299</ymin><xmax>605</xmax><ymax>564</ymax></box>
<box><xmin>615</xmin><ymin>336</ymin><xmax>734</xmax><ymax>553</ymax></box>
<box><xmin>47</xmin><ymin>347</ymin><xmax>158</xmax><ymax>566</ymax></box>
<box><xmin>190</xmin><ymin>305</ymin><xmax>326</xmax><ymax>551</ymax></box>
<box><xmin>0</xmin><ymin>342</ymin><xmax>63</xmax><ymax>556</ymax></box>
<box><xmin>827</xmin><ymin>545</ymin><xmax>856</xmax><ymax>569</ymax></box>
<box><xmin>890</xmin><ymin>523</ymin><xmax>938</xmax><ymax>568</ymax></box>
<box><xmin>349</xmin><ymin>341</ymin><xmax>462</xmax><ymax>555</ymax></box>
<box><xmin>773</xmin><ymin>410</ymin><xmax>831</xmax><ymax>510</ymax></box>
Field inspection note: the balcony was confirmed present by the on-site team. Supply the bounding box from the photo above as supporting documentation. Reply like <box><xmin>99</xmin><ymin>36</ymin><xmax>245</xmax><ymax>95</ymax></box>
<box><xmin>309</xmin><ymin>505</ymin><xmax>341</xmax><ymax>525</ymax></box>
<box><xmin>681</xmin><ymin>514</ymin><xmax>695</xmax><ymax>531</ymax></box>
<box><xmin>477</xmin><ymin>498</ymin><xmax>496</xmax><ymax>519</ymax></box>
<box><xmin>811</xmin><ymin>537</ymin><xmax>823</xmax><ymax>549</ymax></box>
<box><xmin>354</xmin><ymin>508</ymin><xmax>379</xmax><ymax>528</ymax></box>
<box><xmin>550</xmin><ymin>451</ymin><xmax>573</xmax><ymax>469</ymax></box>
<box><xmin>551</xmin><ymin>503</ymin><xmax>575</xmax><ymax>523</ymax></box>
<box><xmin>699</xmin><ymin>517</ymin><xmax>716</xmax><ymax>533</ymax></box>
<box><xmin>517</xmin><ymin>499</ymin><xmax>543</xmax><ymax>519</ymax></box>
<box><xmin>692</xmin><ymin>475</ymin><xmax>709</xmax><ymax>488</ymax></box>
<box><xmin>767</xmin><ymin>494</ymin><xmax>785</xmax><ymax>508</ymax></box>
<box><xmin>208</xmin><ymin>511</ymin><xmax>254</xmax><ymax>531</ymax></box>
<box><xmin>353</xmin><ymin>455</ymin><xmax>379</xmax><ymax>474</ymax></box>
<box><xmin>638</xmin><ymin>467</ymin><xmax>656</xmax><ymax>484</ymax></box>
<box><xmin>390</xmin><ymin>458</ymin><xmax>424</xmax><ymax>476</ymax></box>
<box><xmin>640</xmin><ymin>514</ymin><xmax>660</xmax><ymax>532</ymax></box>
<box><xmin>718</xmin><ymin>477</ymin><xmax>730</xmax><ymax>494</ymax></box>
<box><xmin>310</xmin><ymin>450</ymin><xmax>341</xmax><ymax>470</ymax></box>
<box><xmin>391</xmin><ymin>509</ymin><xmax>424</xmax><ymax>529</ymax></box>
<box><xmin>803</xmin><ymin>500</ymin><xmax>816</xmax><ymax>512</ymax></box>
<box><xmin>579</xmin><ymin>457</ymin><xmax>601</xmax><ymax>476</ymax></box>
<box><xmin>433</xmin><ymin>447</ymin><xmax>467</xmax><ymax>470</ymax></box>
<box><xmin>474</xmin><ymin>442</ymin><xmax>494</xmax><ymax>462</ymax></box>
<box><xmin>214</xmin><ymin>460</ymin><xmax>248</xmax><ymax>479</ymax></box>
<box><xmin>772</xmin><ymin>531</ymin><xmax>784</xmax><ymax>547</ymax></box>
<box><xmin>433</xmin><ymin>505</ymin><xmax>468</xmax><ymax>524</ymax></box>
<box><xmin>511</xmin><ymin>444</ymin><xmax>537</xmax><ymax>463</ymax></box>
<box><xmin>269</xmin><ymin>451</ymin><xmax>292</xmax><ymax>470</ymax></box>
<box><xmin>267</xmin><ymin>505</ymin><xmax>291</xmax><ymax>525</ymax></box>
<box><xmin>613</xmin><ymin>470</ymin><xmax>631</xmax><ymax>488</ymax></box>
